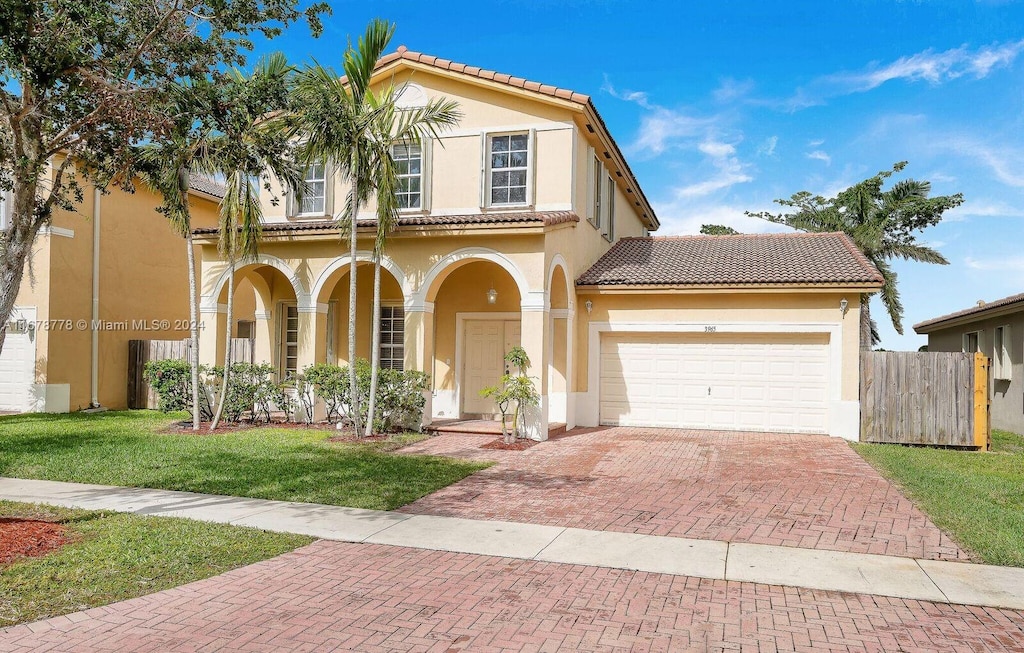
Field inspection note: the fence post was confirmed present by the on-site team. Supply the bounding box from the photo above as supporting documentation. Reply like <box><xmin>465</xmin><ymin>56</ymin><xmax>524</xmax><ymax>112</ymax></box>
<box><xmin>974</xmin><ymin>352</ymin><xmax>991</xmax><ymax>450</ymax></box>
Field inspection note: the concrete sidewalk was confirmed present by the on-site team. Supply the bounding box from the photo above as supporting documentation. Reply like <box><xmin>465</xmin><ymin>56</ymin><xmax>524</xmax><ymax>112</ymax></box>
<box><xmin>3</xmin><ymin>476</ymin><xmax>1023</xmax><ymax>611</ymax></box>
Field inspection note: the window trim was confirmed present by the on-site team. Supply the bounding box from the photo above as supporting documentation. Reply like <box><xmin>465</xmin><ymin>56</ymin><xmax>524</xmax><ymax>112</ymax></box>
<box><xmin>376</xmin><ymin>303</ymin><xmax>405</xmax><ymax>371</ymax></box>
<box><xmin>280</xmin><ymin>302</ymin><xmax>299</xmax><ymax>379</ymax></box>
<box><xmin>482</xmin><ymin>129</ymin><xmax>535</xmax><ymax>209</ymax></box>
<box><xmin>962</xmin><ymin>330</ymin><xmax>981</xmax><ymax>354</ymax></box>
<box><xmin>393</xmin><ymin>141</ymin><xmax>426</xmax><ymax>213</ymax></box>
<box><xmin>295</xmin><ymin>162</ymin><xmax>329</xmax><ymax>218</ymax></box>
<box><xmin>994</xmin><ymin>324</ymin><xmax>1012</xmax><ymax>381</ymax></box>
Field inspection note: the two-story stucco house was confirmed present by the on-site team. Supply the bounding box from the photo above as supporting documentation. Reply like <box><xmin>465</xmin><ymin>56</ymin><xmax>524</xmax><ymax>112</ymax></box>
<box><xmin>0</xmin><ymin>164</ymin><xmax>222</xmax><ymax>413</ymax></box>
<box><xmin>915</xmin><ymin>292</ymin><xmax>1024</xmax><ymax>434</ymax></box>
<box><xmin>193</xmin><ymin>47</ymin><xmax>883</xmax><ymax>440</ymax></box>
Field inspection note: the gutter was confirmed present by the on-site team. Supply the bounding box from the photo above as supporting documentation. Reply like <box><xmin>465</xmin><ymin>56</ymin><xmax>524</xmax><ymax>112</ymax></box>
<box><xmin>84</xmin><ymin>187</ymin><xmax>106</xmax><ymax>413</ymax></box>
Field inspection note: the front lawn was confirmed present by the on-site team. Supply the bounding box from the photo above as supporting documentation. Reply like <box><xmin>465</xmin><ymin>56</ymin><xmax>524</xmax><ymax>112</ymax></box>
<box><xmin>0</xmin><ymin>500</ymin><xmax>311</xmax><ymax>627</ymax></box>
<box><xmin>852</xmin><ymin>429</ymin><xmax>1024</xmax><ymax>567</ymax></box>
<box><xmin>0</xmin><ymin>411</ymin><xmax>489</xmax><ymax>511</ymax></box>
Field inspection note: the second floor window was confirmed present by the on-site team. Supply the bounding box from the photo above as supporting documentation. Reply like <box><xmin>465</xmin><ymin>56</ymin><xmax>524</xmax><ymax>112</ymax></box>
<box><xmin>394</xmin><ymin>144</ymin><xmax>422</xmax><ymax>209</ymax></box>
<box><xmin>300</xmin><ymin>163</ymin><xmax>326</xmax><ymax>215</ymax></box>
<box><xmin>489</xmin><ymin>133</ymin><xmax>529</xmax><ymax>206</ymax></box>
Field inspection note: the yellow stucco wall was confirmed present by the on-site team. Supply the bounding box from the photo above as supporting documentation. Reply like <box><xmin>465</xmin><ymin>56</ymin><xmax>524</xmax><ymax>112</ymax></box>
<box><xmin>14</xmin><ymin>167</ymin><xmax>221</xmax><ymax>410</ymax></box>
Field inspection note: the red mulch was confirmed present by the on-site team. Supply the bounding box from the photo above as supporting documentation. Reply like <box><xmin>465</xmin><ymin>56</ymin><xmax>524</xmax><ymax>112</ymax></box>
<box><xmin>481</xmin><ymin>438</ymin><xmax>537</xmax><ymax>451</ymax></box>
<box><xmin>0</xmin><ymin>518</ymin><xmax>71</xmax><ymax>565</ymax></box>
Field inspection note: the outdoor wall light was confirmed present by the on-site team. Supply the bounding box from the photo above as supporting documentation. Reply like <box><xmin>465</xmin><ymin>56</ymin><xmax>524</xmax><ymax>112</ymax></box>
<box><xmin>585</xmin><ymin>299</ymin><xmax>593</xmax><ymax>314</ymax></box>
<box><xmin>840</xmin><ymin>298</ymin><xmax>849</xmax><ymax>316</ymax></box>
<box><xmin>486</xmin><ymin>287</ymin><xmax>498</xmax><ymax>304</ymax></box>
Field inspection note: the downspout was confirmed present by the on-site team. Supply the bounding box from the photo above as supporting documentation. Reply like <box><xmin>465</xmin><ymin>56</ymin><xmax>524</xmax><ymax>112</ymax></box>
<box><xmin>87</xmin><ymin>186</ymin><xmax>105</xmax><ymax>411</ymax></box>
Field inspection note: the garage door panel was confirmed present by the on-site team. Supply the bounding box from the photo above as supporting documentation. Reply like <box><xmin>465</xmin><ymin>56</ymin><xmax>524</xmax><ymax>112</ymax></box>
<box><xmin>600</xmin><ymin>332</ymin><xmax>830</xmax><ymax>434</ymax></box>
<box><xmin>0</xmin><ymin>306</ymin><xmax>37</xmax><ymax>413</ymax></box>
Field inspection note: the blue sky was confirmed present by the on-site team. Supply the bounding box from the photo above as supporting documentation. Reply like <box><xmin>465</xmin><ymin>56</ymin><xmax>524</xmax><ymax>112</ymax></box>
<box><xmin>264</xmin><ymin>0</ymin><xmax>1024</xmax><ymax>351</ymax></box>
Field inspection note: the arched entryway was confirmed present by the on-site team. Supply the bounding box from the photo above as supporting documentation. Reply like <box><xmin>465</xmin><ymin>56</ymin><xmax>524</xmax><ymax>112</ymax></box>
<box><xmin>427</xmin><ymin>259</ymin><xmax>523</xmax><ymax>419</ymax></box>
<box><xmin>548</xmin><ymin>257</ymin><xmax>573</xmax><ymax>426</ymax></box>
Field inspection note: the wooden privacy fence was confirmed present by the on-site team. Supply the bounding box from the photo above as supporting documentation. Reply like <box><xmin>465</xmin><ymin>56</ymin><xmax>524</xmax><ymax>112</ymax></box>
<box><xmin>860</xmin><ymin>351</ymin><xmax>990</xmax><ymax>449</ymax></box>
<box><xmin>127</xmin><ymin>338</ymin><xmax>254</xmax><ymax>409</ymax></box>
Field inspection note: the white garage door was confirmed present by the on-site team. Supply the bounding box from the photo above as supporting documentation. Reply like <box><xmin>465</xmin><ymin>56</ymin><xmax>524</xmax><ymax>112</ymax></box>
<box><xmin>0</xmin><ymin>306</ymin><xmax>37</xmax><ymax>412</ymax></box>
<box><xmin>600</xmin><ymin>332</ymin><xmax>830</xmax><ymax>433</ymax></box>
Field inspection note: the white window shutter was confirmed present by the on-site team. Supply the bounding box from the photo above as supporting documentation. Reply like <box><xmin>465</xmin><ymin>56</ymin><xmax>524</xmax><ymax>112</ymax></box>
<box><xmin>529</xmin><ymin>128</ymin><xmax>538</xmax><ymax>207</ymax></box>
<box><xmin>422</xmin><ymin>137</ymin><xmax>433</xmax><ymax>213</ymax></box>
<box><xmin>274</xmin><ymin>303</ymin><xmax>283</xmax><ymax>374</ymax></box>
<box><xmin>585</xmin><ymin>147</ymin><xmax>596</xmax><ymax>222</ymax></box>
<box><xmin>480</xmin><ymin>132</ymin><xmax>488</xmax><ymax>208</ymax></box>
<box><xmin>324</xmin><ymin>160</ymin><xmax>336</xmax><ymax>217</ymax></box>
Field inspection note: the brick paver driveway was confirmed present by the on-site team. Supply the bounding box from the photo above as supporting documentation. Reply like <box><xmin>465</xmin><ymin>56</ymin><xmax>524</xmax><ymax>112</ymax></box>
<box><xmin>3</xmin><ymin>541</ymin><xmax>1022</xmax><ymax>653</ymax></box>
<box><xmin>400</xmin><ymin>427</ymin><xmax>969</xmax><ymax>561</ymax></box>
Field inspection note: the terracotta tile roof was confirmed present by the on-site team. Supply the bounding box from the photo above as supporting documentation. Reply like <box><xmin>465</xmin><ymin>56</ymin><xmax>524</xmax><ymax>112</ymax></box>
<box><xmin>576</xmin><ymin>232</ymin><xmax>884</xmax><ymax>287</ymax></box>
<box><xmin>188</xmin><ymin>174</ymin><xmax>225</xmax><ymax>199</ymax></box>
<box><xmin>377</xmin><ymin>46</ymin><xmax>591</xmax><ymax>105</ymax></box>
<box><xmin>914</xmin><ymin>292</ymin><xmax>1024</xmax><ymax>332</ymax></box>
<box><xmin>191</xmin><ymin>211</ymin><xmax>579</xmax><ymax>235</ymax></box>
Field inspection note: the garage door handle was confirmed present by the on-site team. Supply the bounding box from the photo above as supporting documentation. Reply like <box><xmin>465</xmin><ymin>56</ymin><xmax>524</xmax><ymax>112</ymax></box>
<box><xmin>707</xmin><ymin>387</ymin><xmax>711</xmax><ymax>395</ymax></box>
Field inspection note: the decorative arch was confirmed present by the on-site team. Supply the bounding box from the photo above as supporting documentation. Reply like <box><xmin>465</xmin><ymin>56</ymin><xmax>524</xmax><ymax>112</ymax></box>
<box><xmin>311</xmin><ymin>251</ymin><xmax>408</xmax><ymax>304</ymax></box>
<box><xmin>413</xmin><ymin>247</ymin><xmax>533</xmax><ymax>307</ymax></box>
<box><xmin>547</xmin><ymin>254</ymin><xmax>574</xmax><ymax>311</ymax></box>
<box><xmin>202</xmin><ymin>254</ymin><xmax>308</xmax><ymax>311</ymax></box>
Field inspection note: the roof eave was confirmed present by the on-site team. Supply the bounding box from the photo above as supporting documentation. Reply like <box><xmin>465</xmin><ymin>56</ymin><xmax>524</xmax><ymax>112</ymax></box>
<box><xmin>575</xmin><ymin>282</ymin><xmax>884</xmax><ymax>294</ymax></box>
<box><xmin>914</xmin><ymin>301</ymin><xmax>1024</xmax><ymax>333</ymax></box>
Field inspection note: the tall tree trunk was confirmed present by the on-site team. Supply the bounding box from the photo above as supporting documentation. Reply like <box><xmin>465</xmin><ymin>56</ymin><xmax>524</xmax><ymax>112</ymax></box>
<box><xmin>348</xmin><ymin>185</ymin><xmax>361</xmax><ymax>436</ymax></box>
<box><xmin>185</xmin><ymin>230</ymin><xmax>201</xmax><ymax>430</ymax></box>
<box><xmin>0</xmin><ymin>181</ymin><xmax>44</xmax><ymax>357</ymax></box>
<box><xmin>859</xmin><ymin>293</ymin><xmax>872</xmax><ymax>351</ymax></box>
<box><xmin>364</xmin><ymin>257</ymin><xmax>382</xmax><ymax>437</ymax></box>
<box><xmin>210</xmin><ymin>257</ymin><xmax>235</xmax><ymax>430</ymax></box>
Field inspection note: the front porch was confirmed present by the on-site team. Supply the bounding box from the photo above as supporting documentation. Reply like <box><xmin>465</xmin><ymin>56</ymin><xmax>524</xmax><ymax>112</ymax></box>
<box><xmin>426</xmin><ymin>418</ymin><xmax>567</xmax><ymax>438</ymax></box>
<box><xmin>195</xmin><ymin>237</ymin><xmax>576</xmax><ymax>440</ymax></box>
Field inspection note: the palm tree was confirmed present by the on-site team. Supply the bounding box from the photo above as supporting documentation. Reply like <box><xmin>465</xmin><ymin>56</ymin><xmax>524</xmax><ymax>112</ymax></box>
<box><xmin>135</xmin><ymin>131</ymin><xmax>207</xmax><ymax>431</ymax></box>
<box><xmin>199</xmin><ymin>54</ymin><xmax>303</xmax><ymax>430</ymax></box>
<box><xmin>747</xmin><ymin>162</ymin><xmax>963</xmax><ymax>348</ymax></box>
<box><xmin>290</xmin><ymin>19</ymin><xmax>459</xmax><ymax>435</ymax></box>
<box><xmin>360</xmin><ymin>93</ymin><xmax>459</xmax><ymax>436</ymax></box>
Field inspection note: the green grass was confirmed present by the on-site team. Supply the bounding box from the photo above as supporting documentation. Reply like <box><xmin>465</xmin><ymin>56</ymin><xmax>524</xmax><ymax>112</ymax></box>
<box><xmin>852</xmin><ymin>430</ymin><xmax>1024</xmax><ymax>567</ymax></box>
<box><xmin>0</xmin><ymin>500</ymin><xmax>311</xmax><ymax>627</ymax></box>
<box><xmin>0</xmin><ymin>411</ymin><xmax>490</xmax><ymax>511</ymax></box>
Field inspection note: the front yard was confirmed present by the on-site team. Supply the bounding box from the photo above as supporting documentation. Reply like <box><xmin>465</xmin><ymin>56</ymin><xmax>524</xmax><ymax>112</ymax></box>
<box><xmin>853</xmin><ymin>430</ymin><xmax>1024</xmax><ymax>567</ymax></box>
<box><xmin>0</xmin><ymin>500</ymin><xmax>311</xmax><ymax>627</ymax></box>
<box><xmin>0</xmin><ymin>411</ymin><xmax>490</xmax><ymax>511</ymax></box>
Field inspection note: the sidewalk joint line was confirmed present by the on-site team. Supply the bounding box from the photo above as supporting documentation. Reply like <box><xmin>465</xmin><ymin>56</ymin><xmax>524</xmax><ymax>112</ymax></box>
<box><xmin>915</xmin><ymin>559</ymin><xmax>952</xmax><ymax>604</ymax></box>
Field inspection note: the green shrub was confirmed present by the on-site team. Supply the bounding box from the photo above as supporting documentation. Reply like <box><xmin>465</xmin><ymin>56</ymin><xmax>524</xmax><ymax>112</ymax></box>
<box><xmin>209</xmin><ymin>362</ymin><xmax>278</xmax><ymax>423</ymax></box>
<box><xmin>302</xmin><ymin>359</ymin><xmax>428</xmax><ymax>432</ymax></box>
<box><xmin>143</xmin><ymin>359</ymin><xmax>214</xmax><ymax>420</ymax></box>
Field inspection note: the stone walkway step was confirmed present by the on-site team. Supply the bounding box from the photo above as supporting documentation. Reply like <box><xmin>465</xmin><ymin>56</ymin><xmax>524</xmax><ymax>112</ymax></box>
<box><xmin>3</xmin><ymin>476</ymin><xmax>1023</xmax><ymax>611</ymax></box>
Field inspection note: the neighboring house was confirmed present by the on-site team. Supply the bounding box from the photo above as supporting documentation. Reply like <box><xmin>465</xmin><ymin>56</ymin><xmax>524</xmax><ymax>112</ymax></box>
<box><xmin>0</xmin><ymin>163</ymin><xmax>222</xmax><ymax>412</ymax></box>
<box><xmin>915</xmin><ymin>293</ymin><xmax>1024</xmax><ymax>434</ymax></box>
<box><xmin>193</xmin><ymin>47</ymin><xmax>883</xmax><ymax>440</ymax></box>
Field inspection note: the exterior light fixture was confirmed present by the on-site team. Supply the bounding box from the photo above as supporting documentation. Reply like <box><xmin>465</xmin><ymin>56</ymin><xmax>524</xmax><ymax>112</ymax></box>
<box><xmin>486</xmin><ymin>287</ymin><xmax>498</xmax><ymax>304</ymax></box>
<box><xmin>839</xmin><ymin>298</ymin><xmax>849</xmax><ymax>316</ymax></box>
<box><xmin>585</xmin><ymin>299</ymin><xmax>593</xmax><ymax>314</ymax></box>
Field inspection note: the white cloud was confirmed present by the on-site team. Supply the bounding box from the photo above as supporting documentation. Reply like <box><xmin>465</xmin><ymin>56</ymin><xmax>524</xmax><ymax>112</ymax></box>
<box><xmin>671</xmin><ymin>138</ymin><xmax>753</xmax><ymax>198</ymax></box>
<box><xmin>806</xmin><ymin>150</ymin><xmax>831</xmax><ymax>165</ymax></box>
<box><xmin>808</xmin><ymin>138</ymin><xmax>825</xmax><ymax>147</ymax></box>
<box><xmin>946</xmin><ymin>199</ymin><xmax>1024</xmax><ymax>221</ymax></box>
<box><xmin>965</xmin><ymin>255</ymin><xmax>1024</xmax><ymax>271</ymax></box>
<box><xmin>769</xmin><ymin>40</ymin><xmax>1024</xmax><ymax>110</ymax></box>
<box><xmin>602</xmin><ymin>76</ymin><xmax>719</xmax><ymax>157</ymax></box>
<box><xmin>757</xmin><ymin>136</ymin><xmax>778</xmax><ymax>157</ymax></box>
<box><xmin>650</xmin><ymin>199</ymin><xmax>793</xmax><ymax>236</ymax></box>
<box><xmin>828</xmin><ymin>40</ymin><xmax>1024</xmax><ymax>92</ymax></box>
<box><xmin>713</xmin><ymin>77</ymin><xmax>755</xmax><ymax>103</ymax></box>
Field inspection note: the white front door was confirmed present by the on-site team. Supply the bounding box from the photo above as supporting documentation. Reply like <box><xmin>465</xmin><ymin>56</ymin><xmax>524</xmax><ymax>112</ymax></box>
<box><xmin>462</xmin><ymin>319</ymin><xmax>521</xmax><ymax>415</ymax></box>
<box><xmin>0</xmin><ymin>307</ymin><xmax>37</xmax><ymax>412</ymax></box>
<box><xmin>599</xmin><ymin>332</ymin><xmax>830</xmax><ymax>434</ymax></box>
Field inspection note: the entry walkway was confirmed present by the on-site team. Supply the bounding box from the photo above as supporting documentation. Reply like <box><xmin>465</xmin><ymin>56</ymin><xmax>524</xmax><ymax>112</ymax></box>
<box><xmin>2</xmin><ymin>477</ymin><xmax>1022</xmax><ymax>611</ymax></box>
